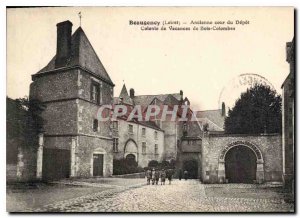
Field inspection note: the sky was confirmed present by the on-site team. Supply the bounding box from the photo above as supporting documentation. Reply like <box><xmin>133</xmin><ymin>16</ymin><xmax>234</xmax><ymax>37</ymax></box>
<box><xmin>7</xmin><ymin>7</ymin><xmax>294</xmax><ymax>111</ymax></box>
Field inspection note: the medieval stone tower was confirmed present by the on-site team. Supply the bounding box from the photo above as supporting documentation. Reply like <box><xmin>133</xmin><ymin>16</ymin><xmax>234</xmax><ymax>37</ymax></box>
<box><xmin>30</xmin><ymin>20</ymin><xmax>115</xmax><ymax>180</ymax></box>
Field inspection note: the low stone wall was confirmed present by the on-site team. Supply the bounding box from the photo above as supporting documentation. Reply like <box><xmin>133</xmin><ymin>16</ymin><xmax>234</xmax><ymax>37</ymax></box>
<box><xmin>112</xmin><ymin>172</ymin><xmax>145</xmax><ymax>178</ymax></box>
<box><xmin>6</xmin><ymin>164</ymin><xmax>17</xmax><ymax>182</ymax></box>
<box><xmin>16</xmin><ymin>146</ymin><xmax>38</xmax><ymax>182</ymax></box>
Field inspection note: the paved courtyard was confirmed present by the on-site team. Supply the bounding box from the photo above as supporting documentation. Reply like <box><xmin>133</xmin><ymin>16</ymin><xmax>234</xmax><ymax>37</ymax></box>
<box><xmin>7</xmin><ymin>178</ymin><xmax>294</xmax><ymax>213</ymax></box>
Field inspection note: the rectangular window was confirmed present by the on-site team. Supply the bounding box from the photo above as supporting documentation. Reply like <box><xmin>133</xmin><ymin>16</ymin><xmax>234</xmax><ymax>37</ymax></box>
<box><xmin>154</xmin><ymin>144</ymin><xmax>158</xmax><ymax>155</ymax></box>
<box><xmin>154</xmin><ymin>131</ymin><xmax>158</xmax><ymax>140</ymax></box>
<box><xmin>91</xmin><ymin>81</ymin><xmax>100</xmax><ymax>104</ymax></box>
<box><xmin>142</xmin><ymin>142</ymin><xmax>146</xmax><ymax>154</ymax></box>
<box><xmin>93</xmin><ymin>119</ymin><xmax>98</xmax><ymax>132</ymax></box>
<box><xmin>142</xmin><ymin>128</ymin><xmax>146</xmax><ymax>137</ymax></box>
<box><xmin>113</xmin><ymin>138</ymin><xmax>119</xmax><ymax>152</ymax></box>
<box><xmin>112</xmin><ymin>121</ymin><xmax>118</xmax><ymax>130</ymax></box>
<box><xmin>128</xmin><ymin>124</ymin><xmax>133</xmax><ymax>134</ymax></box>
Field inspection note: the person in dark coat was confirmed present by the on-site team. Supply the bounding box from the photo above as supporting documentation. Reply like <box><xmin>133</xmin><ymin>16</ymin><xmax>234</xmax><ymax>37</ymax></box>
<box><xmin>160</xmin><ymin>169</ymin><xmax>166</xmax><ymax>185</ymax></box>
<box><xmin>146</xmin><ymin>169</ymin><xmax>152</xmax><ymax>185</ymax></box>
<box><xmin>178</xmin><ymin>168</ymin><xmax>183</xmax><ymax>180</ymax></box>
<box><xmin>166</xmin><ymin>168</ymin><xmax>173</xmax><ymax>185</ymax></box>
<box><xmin>151</xmin><ymin>168</ymin><xmax>156</xmax><ymax>185</ymax></box>
<box><xmin>154</xmin><ymin>169</ymin><xmax>160</xmax><ymax>185</ymax></box>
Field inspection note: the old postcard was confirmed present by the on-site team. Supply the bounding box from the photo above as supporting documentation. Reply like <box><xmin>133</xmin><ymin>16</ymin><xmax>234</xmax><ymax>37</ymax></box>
<box><xmin>6</xmin><ymin>6</ymin><xmax>295</xmax><ymax>212</ymax></box>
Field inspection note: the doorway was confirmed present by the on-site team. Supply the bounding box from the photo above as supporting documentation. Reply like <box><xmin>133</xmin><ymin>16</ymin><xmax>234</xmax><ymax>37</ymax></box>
<box><xmin>93</xmin><ymin>154</ymin><xmax>104</xmax><ymax>176</ymax></box>
<box><xmin>42</xmin><ymin>148</ymin><xmax>70</xmax><ymax>180</ymax></box>
<box><xmin>225</xmin><ymin>146</ymin><xmax>257</xmax><ymax>183</ymax></box>
<box><xmin>183</xmin><ymin>160</ymin><xmax>198</xmax><ymax>179</ymax></box>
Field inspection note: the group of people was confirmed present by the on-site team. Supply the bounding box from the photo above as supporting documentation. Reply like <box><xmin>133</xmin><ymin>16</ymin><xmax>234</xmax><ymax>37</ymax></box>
<box><xmin>145</xmin><ymin>168</ymin><xmax>174</xmax><ymax>185</ymax></box>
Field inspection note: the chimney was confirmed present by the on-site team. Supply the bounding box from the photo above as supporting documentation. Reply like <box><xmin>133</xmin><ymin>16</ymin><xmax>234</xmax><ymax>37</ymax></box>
<box><xmin>222</xmin><ymin>102</ymin><xmax>226</xmax><ymax>116</ymax></box>
<box><xmin>129</xmin><ymin>88</ymin><xmax>135</xmax><ymax>98</ymax></box>
<box><xmin>55</xmin><ymin>20</ymin><xmax>73</xmax><ymax>68</ymax></box>
<box><xmin>180</xmin><ymin>90</ymin><xmax>183</xmax><ymax>100</ymax></box>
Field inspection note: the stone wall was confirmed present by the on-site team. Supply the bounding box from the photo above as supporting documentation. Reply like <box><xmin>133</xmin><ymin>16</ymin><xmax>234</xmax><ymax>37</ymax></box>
<box><xmin>113</xmin><ymin>119</ymin><xmax>164</xmax><ymax>168</ymax></box>
<box><xmin>78</xmin><ymin>70</ymin><xmax>113</xmax><ymax>105</ymax></box>
<box><xmin>43</xmin><ymin>100</ymin><xmax>78</xmax><ymax>135</ymax></box>
<box><xmin>161</xmin><ymin>121</ymin><xmax>178</xmax><ymax>161</ymax></box>
<box><xmin>16</xmin><ymin>146</ymin><xmax>37</xmax><ymax>182</ymax></box>
<box><xmin>282</xmin><ymin>38</ymin><xmax>294</xmax><ymax>190</ymax></box>
<box><xmin>76</xmin><ymin>135</ymin><xmax>113</xmax><ymax>177</ymax></box>
<box><xmin>78</xmin><ymin>99</ymin><xmax>111</xmax><ymax>137</ymax></box>
<box><xmin>30</xmin><ymin>69</ymin><xmax>78</xmax><ymax>101</ymax></box>
<box><xmin>202</xmin><ymin>133</ymin><xmax>282</xmax><ymax>184</ymax></box>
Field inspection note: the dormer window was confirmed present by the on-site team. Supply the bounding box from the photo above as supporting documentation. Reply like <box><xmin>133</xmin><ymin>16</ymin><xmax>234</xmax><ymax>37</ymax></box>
<box><xmin>91</xmin><ymin>81</ymin><xmax>100</xmax><ymax>104</ymax></box>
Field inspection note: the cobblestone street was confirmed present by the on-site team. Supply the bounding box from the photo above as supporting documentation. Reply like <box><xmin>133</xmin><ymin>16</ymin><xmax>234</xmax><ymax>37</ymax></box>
<box><xmin>22</xmin><ymin>179</ymin><xmax>294</xmax><ymax>212</ymax></box>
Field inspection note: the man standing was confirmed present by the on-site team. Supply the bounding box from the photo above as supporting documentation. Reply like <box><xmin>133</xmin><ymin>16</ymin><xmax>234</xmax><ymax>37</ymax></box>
<box><xmin>151</xmin><ymin>168</ymin><xmax>156</xmax><ymax>185</ymax></box>
<box><xmin>154</xmin><ymin>169</ymin><xmax>160</xmax><ymax>185</ymax></box>
<box><xmin>178</xmin><ymin>168</ymin><xmax>183</xmax><ymax>180</ymax></box>
<box><xmin>166</xmin><ymin>168</ymin><xmax>173</xmax><ymax>185</ymax></box>
<box><xmin>161</xmin><ymin>169</ymin><xmax>166</xmax><ymax>185</ymax></box>
<box><xmin>146</xmin><ymin>168</ymin><xmax>152</xmax><ymax>185</ymax></box>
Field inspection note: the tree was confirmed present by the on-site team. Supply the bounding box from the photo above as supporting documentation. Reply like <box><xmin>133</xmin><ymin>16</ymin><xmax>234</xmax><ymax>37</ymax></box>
<box><xmin>148</xmin><ymin>160</ymin><xmax>159</xmax><ymax>168</ymax></box>
<box><xmin>7</xmin><ymin>96</ymin><xmax>46</xmax><ymax>148</ymax></box>
<box><xmin>224</xmin><ymin>84</ymin><xmax>282</xmax><ymax>134</ymax></box>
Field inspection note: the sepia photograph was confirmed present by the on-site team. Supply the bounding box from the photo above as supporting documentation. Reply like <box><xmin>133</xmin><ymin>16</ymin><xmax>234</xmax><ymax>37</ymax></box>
<box><xmin>6</xmin><ymin>6</ymin><xmax>295</xmax><ymax>213</ymax></box>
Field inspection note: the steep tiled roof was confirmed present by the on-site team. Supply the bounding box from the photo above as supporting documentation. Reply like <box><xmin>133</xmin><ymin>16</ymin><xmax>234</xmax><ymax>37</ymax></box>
<box><xmin>132</xmin><ymin>93</ymin><xmax>181</xmax><ymax>108</ymax></box>
<box><xmin>115</xmin><ymin>103</ymin><xmax>163</xmax><ymax>131</ymax></box>
<box><xmin>196</xmin><ymin>109</ymin><xmax>225</xmax><ymax>131</ymax></box>
<box><xmin>35</xmin><ymin>27</ymin><xmax>114</xmax><ymax>85</ymax></box>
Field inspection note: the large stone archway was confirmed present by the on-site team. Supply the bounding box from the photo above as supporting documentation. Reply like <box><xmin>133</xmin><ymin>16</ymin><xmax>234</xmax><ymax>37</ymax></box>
<box><xmin>218</xmin><ymin>141</ymin><xmax>264</xmax><ymax>184</ymax></box>
<box><xmin>124</xmin><ymin>139</ymin><xmax>138</xmax><ymax>162</ymax></box>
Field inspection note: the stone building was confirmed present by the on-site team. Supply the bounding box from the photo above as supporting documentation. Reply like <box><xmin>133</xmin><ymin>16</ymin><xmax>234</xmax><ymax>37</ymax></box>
<box><xmin>111</xmin><ymin>85</ymin><xmax>165</xmax><ymax>167</ymax></box>
<box><xmin>14</xmin><ymin>20</ymin><xmax>285</xmax><ymax>184</ymax></box>
<box><xmin>29</xmin><ymin>21</ymin><xmax>115</xmax><ymax>179</ymax></box>
<box><xmin>281</xmin><ymin>38</ymin><xmax>295</xmax><ymax>191</ymax></box>
<box><xmin>113</xmin><ymin>84</ymin><xmax>200</xmax><ymax>168</ymax></box>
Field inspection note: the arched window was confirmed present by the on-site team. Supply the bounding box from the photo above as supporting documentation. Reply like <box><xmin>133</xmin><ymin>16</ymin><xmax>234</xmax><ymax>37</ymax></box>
<box><xmin>93</xmin><ymin>119</ymin><xmax>98</xmax><ymax>132</ymax></box>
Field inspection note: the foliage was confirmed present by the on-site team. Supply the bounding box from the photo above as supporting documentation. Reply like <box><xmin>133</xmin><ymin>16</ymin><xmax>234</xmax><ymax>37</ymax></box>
<box><xmin>147</xmin><ymin>159</ymin><xmax>176</xmax><ymax>170</ymax></box>
<box><xmin>224</xmin><ymin>84</ymin><xmax>282</xmax><ymax>134</ymax></box>
<box><xmin>6</xmin><ymin>96</ymin><xmax>46</xmax><ymax>148</ymax></box>
<box><xmin>148</xmin><ymin>160</ymin><xmax>159</xmax><ymax>168</ymax></box>
<box><xmin>113</xmin><ymin>158</ymin><xmax>144</xmax><ymax>175</ymax></box>
<box><xmin>161</xmin><ymin>160</ymin><xmax>171</xmax><ymax>168</ymax></box>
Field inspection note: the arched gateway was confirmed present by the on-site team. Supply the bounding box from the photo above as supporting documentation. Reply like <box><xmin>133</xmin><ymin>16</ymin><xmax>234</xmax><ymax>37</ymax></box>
<box><xmin>124</xmin><ymin>139</ymin><xmax>138</xmax><ymax>163</ymax></box>
<box><xmin>218</xmin><ymin>141</ymin><xmax>264</xmax><ymax>184</ymax></box>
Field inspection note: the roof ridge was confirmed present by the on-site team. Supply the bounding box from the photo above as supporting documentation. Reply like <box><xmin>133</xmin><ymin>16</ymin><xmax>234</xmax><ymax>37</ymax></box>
<box><xmin>134</xmin><ymin>93</ymin><xmax>180</xmax><ymax>97</ymax></box>
<box><xmin>197</xmin><ymin>109</ymin><xmax>221</xmax><ymax>112</ymax></box>
<box><xmin>34</xmin><ymin>25</ymin><xmax>114</xmax><ymax>85</ymax></box>
<box><xmin>75</xmin><ymin>27</ymin><xmax>114</xmax><ymax>84</ymax></box>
